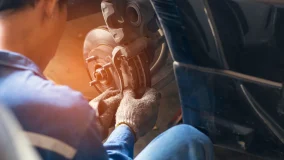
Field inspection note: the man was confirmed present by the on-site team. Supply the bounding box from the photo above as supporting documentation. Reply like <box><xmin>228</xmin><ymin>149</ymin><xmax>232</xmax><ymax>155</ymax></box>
<box><xmin>0</xmin><ymin>0</ymin><xmax>214</xmax><ymax>159</ymax></box>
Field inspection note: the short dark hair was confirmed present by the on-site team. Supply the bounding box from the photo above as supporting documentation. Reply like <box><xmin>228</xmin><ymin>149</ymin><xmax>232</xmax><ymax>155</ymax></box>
<box><xmin>0</xmin><ymin>0</ymin><xmax>68</xmax><ymax>11</ymax></box>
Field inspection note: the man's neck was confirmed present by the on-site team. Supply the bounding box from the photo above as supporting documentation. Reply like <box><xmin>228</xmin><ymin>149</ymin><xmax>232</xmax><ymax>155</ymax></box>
<box><xmin>0</xmin><ymin>9</ymin><xmax>46</xmax><ymax>71</ymax></box>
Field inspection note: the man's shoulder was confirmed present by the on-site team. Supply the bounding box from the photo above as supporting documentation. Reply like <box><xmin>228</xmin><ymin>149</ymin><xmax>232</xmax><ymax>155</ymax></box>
<box><xmin>29</xmin><ymin>78</ymin><xmax>89</xmax><ymax>109</ymax></box>
<box><xmin>0</xmin><ymin>67</ymin><xmax>95</xmax><ymax>131</ymax></box>
<box><xmin>0</xmin><ymin>68</ymin><xmax>97</xmax><ymax>148</ymax></box>
<box><xmin>1</xmin><ymin>68</ymin><xmax>89</xmax><ymax>110</ymax></box>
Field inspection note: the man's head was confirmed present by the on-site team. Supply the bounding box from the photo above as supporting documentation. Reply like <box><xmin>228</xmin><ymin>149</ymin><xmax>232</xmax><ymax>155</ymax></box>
<box><xmin>0</xmin><ymin>0</ymin><xmax>68</xmax><ymax>70</ymax></box>
<box><xmin>0</xmin><ymin>0</ymin><xmax>67</xmax><ymax>11</ymax></box>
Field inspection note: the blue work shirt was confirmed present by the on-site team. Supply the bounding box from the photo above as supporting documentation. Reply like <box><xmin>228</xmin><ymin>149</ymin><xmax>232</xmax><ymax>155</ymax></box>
<box><xmin>0</xmin><ymin>50</ymin><xmax>135</xmax><ymax>160</ymax></box>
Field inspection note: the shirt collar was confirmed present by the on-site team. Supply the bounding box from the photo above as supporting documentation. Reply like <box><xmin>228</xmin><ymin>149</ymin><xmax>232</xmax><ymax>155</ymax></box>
<box><xmin>0</xmin><ymin>50</ymin><xmax>44</xmax><ymax>77</ymax></box>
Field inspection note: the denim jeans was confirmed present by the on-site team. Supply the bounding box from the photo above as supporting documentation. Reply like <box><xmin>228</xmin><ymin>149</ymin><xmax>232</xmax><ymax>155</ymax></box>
<box><xmin>135</xmin><ymin>124</ymin><xmax>214</xmax><ymax>160</ymax></box>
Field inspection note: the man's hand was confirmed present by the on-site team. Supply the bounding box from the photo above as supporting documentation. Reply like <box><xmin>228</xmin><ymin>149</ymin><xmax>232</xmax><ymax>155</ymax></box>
<box><xmin>89</xmin><ymin>89</ymin><xmax>122</xmax><ymax>139</ymax></box>
<box><xmin>115</xmin><ymin>88</ymin><xmax>161</xmax><ymax>139</ymax></box>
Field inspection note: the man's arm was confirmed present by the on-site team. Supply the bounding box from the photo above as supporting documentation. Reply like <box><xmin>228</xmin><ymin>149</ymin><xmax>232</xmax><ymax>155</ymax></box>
<box><xmin>4</xmin><ymin>80</ymin><xmax>110</xmax><ymax>160</ymax></box>
<box><xmin>104</xmin><ymin>125</ymin><xmax>135</xmax><ymax>160</ymax></box>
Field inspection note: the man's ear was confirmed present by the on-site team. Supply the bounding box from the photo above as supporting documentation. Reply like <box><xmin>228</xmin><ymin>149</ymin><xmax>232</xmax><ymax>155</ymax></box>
<box><xmin>44</xmin><ymin>0</ymin><xmax>58</xmax><ymax>18</ymax></box>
